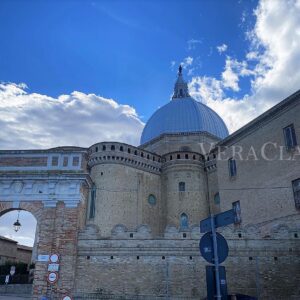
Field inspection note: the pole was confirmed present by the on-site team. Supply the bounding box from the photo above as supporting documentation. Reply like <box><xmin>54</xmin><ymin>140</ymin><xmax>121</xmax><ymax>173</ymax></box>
<box><xmin>210</xmin><ymin>214</ymin><xmax>221</xmax><ymax>300</ymax></box>
<box><xmin>255</xmin><ymin>256</ymin><xmax>260</xmax><ymax>299</ymax></box>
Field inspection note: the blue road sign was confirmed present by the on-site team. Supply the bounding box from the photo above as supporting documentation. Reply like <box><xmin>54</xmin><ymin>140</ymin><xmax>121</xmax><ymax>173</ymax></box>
<box><xmin>200</xmin><ymin>217</ymin><xmax>212</xmax><ymax>233</ymax></box>
<box><xmin>199</xmin><ymin>232</ymin><xmax>229</xmax><ymax>264</ymax></box>
<box><xmin>200</xmin><ymin>209</ymin><xmax>237</xmax><ymax>233</ymax></box>
<box><xmin>215</xmin><ymin>209</ymin><xmax>235</xmax><ymax>228</ymax></box>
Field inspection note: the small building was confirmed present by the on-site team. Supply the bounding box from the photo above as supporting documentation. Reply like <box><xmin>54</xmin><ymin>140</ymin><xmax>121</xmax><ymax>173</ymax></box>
<box><xmin>0</xmin><ymin>235</ymin><xmax>32</xmax><ymax>266</ymax></box>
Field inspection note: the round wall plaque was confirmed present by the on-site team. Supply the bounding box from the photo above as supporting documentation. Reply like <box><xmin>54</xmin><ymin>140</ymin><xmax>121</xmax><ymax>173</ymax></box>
<box><xmin>49</xmin><ymin>254</ymin><xmax>59</xmax><ymax>263</ymax></box>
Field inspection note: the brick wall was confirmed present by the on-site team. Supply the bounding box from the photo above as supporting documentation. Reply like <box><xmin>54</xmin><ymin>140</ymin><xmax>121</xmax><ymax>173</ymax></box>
<box><xmin>74</xmin><ymin>223</ymin><xmax>300</xmax><ymax>300</ymax></box>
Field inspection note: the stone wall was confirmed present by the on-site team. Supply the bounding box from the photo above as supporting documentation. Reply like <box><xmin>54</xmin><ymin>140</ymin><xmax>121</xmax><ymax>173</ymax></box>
<box><xmin>16</xmin><ymin>245</ymin><xmax>33</xmax><ymax>266</ymax></box>
<box><xmin>206</xmin><ymin>165</ymin><xmax>221</xmax><ymax>215</ymax></box>
<box><xmin>162</xmin><ymin>157</ymin><xmax>208</xmax><ymax>228</ymax></box>
<box><xmin>0</xmin><ymin>201</ymin><xmax>82</xmax><ymax>300</ymax></box>
<box><xmin>216</xmin><ymin>98</ymin><xmax>300</xmax><ymax>227</ymax></box>
<box><xmin>89</xmin><ymin>163</ymin><xmax>162</xmax><ymax>237</ymax></box>
<box><xmin>141</xmin><ymin>132</ymin><xmax>219</xmax><ymax>156</ymax></box>
<box><xmin>74</xmin><ymin>221</ymin><xmax>300</xmax><ymax>300</ymax></box>
<box><xmin>0</xmin><ymin>237</ymin><xmax>18</xmax><ymax>264</ymax></box>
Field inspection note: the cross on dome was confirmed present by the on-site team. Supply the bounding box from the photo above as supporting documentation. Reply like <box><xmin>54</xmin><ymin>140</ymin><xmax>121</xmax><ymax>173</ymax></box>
<box><xmin>172</xmin><ymin>65</ymin><xmax>190</xmax><ymax>99</ymax></box>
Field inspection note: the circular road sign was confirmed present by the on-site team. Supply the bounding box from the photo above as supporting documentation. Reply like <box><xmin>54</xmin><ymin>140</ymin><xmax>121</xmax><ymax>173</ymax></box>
<box><xmin>62</xmin><ymin>296</ymin><xmax>73</xmax><ymax>300</ymax></box>
<box><xmin>199</xmin><ymin>232</ymin><xmax>228</xmax><ymax>264</ymax></box>
<box><xmin>49</xmin><ymin>254</ymin><xmax>59</xmax><ymax>263</ymax></box>
<box><xmin>47</xmin><ymin>272</ymin><xmax>58</xmax><ymax>284</ymax></box>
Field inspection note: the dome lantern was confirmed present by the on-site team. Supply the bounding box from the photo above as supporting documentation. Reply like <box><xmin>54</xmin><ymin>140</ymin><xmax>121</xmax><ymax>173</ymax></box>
<box><xmin>172</xmin><ymin>65</ymin><xmax>190</xmax><ymax>99</ymax></box>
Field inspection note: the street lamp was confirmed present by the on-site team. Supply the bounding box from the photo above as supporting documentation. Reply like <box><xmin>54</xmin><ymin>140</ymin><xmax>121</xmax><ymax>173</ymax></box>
<box><xmin>13</xmin><ymin>210</ymin><xmax>21</xmax><ymax>232</ymax></box>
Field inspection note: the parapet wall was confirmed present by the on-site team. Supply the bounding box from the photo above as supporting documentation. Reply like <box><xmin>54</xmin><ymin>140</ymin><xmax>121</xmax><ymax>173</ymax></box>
<box><xmin>76</xmin><ymin>220</ymin><xmax>300</xmax><ymax>300</ymax></box>
<box><xmin>75</xmin><ymin>221</ymin><xmax>300</xmax><ymax>300</ymax></box>
<box><xmin>88</xmin><ymin>142</ymin><xmax>162</xmax><ymax>174</ymax></box>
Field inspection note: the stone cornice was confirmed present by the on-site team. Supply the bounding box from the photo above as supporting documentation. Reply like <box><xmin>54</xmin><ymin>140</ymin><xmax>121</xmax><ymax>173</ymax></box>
<box><xmin>0</xmin><ymin>147</ymin><xmax>87</xmax><ymax>155</ymax></box>
<box><xmin>0</xmin><ymin>172</ymin><xmax>91</xmax><ymax>207</ymax></box>
<box><xmin>88</xmin><ymin>142</ymin><xmax>162</xmax><ymax>175</ymax></box>
<box><xmin>139</xmin><ymin>131</ymin><xmax>221</xmax><ymax>149</ymax></box>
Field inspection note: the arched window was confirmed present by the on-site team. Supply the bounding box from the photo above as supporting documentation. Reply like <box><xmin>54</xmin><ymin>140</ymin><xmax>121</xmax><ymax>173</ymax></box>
<box><xmin>214</xmin><ymin>192</ymin><xmax>220</xmax><ymax>205</ymax></box>
<box><xmin>128</xmin><ymin>148</ymin><xmax>131</xmax><ymax>153</ymax></box>
<box><xmin>179</xmin><ymin>182</ymin><xmax>185</xmax><ymax>192</ymax></box>
<box><xmin>177</xmin><ymin>154</ymin><xmax>181</xmax><ymax>159</ymax></box>
<box><xmin>120</xmin><ymin>146</ymin><xmax>123</xmax><ymax>151</ymax></box>
<box><xmin>180</xmin><ymin>213</ymin><xmax>188</xmax><ymax>229</ymax></box>
<box><xmin>134</xmin><ymin>150</ymin><xmax>138</xmax><ymax>155</ymax></box>
<box><xmin>111</xmin><ymin>145</ymin><xmax>115</xmax><ymax>151</ymax></box>
<box><xmin>102</xmin><ymin>145</ymin><xmax>106</xmax><ymax>151</ymax></box>
<box><xmin>89</xmin><ymin>185</ymin><xmax>96</xmax><ymax>219</ymax></box>
<box><xmin>148</xmin><ymin>194</ymin><xmax>157</xmax><ymax>206</ymax></box>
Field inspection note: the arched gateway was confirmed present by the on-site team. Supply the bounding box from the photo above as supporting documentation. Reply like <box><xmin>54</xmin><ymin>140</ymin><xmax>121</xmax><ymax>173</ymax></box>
<box><xmin>0</xmin><ymin>147</ymin><xmax>91</xmax><ymax>299</ymax></box>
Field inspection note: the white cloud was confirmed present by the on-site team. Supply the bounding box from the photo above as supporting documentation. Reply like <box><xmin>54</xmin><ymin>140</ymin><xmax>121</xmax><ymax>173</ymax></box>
<box><xmin>216</xmin><ymin>43</ymin><xmax>228</xmax><ymax>54</ymax></box>
<box><xmin>0</xmin><ymin>83</ymin><xmax>144</xmax><ymax>149</ymax></box>
<box><xmin>246</xmin><ymin>51</ymin><xmax>259</xmax><ymax>60</ymax></box>
<box><xmin>190</xmin><ymin>0</ymin><xmax>300</xmax><ymax>133</ymax></box>
<box><xmin>170</xmin><ymin>60</ymin><xmax>176</xmax><ymax>70</ymax></box>
<box><xmin>221</xmin><ymin>60</ymin><xmax>240</xmax><ymax>91</ymax></box>
<box><xmin>187</xmin><ymin>39</ymin><xmax>202</xmax><ymax>50</ymax></box>
<box><xmin>222</xmin><ymin>57</ymin><xmax>255</xmax><ymax>91</ymax></box>
<box><xmin>181</xmin><ymin>56</ymin><xmax>193</xmax><ymax>68</ymax></box>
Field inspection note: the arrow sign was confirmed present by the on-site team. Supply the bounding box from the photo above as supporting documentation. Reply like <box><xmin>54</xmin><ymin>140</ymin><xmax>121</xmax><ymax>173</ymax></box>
<box><xmin>215</xmin><ymin>209</ymin><xmax>235</xmax><ymax>228</ymax></box>
<box><xmin>200</xmin><ymin>209</ymin><xmax>237</xmax><ymax>233</ymax></box>
<box><xmin>200</xmin><ymin>217</ymin><xmax>212</xmax><ymax>233</ymax></box>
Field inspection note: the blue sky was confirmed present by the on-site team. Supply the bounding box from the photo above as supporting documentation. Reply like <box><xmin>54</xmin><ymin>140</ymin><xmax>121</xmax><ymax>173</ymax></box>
<box><xmin>1</xmin><ymin>0</ymin><xmax>300</xmax><ymax>246</ymax></box>
<box><xmin>0</xmin><ymin>0</ymin><xmax>257</xmax><ymax>121</ymax></box>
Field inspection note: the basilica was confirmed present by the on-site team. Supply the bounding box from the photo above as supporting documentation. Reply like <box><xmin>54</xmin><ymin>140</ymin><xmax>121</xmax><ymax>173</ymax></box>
<box><xmin>0</xmin><ymin>68</ymin><xmax>299</xmax><ymax>299</ymax></box>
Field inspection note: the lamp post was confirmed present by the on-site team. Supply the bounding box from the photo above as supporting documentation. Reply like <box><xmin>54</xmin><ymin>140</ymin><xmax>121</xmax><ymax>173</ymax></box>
<box><xmin>13</xmin><ymin>210</ymin><xmax>21</xmax><ymax>232</ymax></box>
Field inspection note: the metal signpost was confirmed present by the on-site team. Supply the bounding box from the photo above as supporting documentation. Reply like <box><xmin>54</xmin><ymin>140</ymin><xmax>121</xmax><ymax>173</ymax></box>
<box><xmin>200</xmin><ymin>206</ymin><xmax>241</xmax><ymax>300</ymax></box>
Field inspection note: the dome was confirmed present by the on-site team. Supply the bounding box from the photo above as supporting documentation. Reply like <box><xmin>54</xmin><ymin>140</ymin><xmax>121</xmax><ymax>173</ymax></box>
<box><xmin>140</xmin><ymin>67</ymin><xmax>229</xmax><ymax>145</ymax></box>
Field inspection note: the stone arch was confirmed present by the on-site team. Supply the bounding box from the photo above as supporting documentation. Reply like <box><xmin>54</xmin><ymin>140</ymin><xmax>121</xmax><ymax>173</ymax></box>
<box><xmin>0</xmin><ymin>201</ymin><xmax>44</xmax><ymax>224</ymax></box>
<box><xmin>271</xmin><ymin>223</ymin><xmax>290</xmax><ymax>238</ymax></box>
<box><xmin>0</xmin><ymin>199</ymin><xmax>81</xmax><ymax>298</ymax></box>
<box><xmin>111</xmin><ymin>224</ymin><xmax>128</xmax><ymax>235</ymax></box>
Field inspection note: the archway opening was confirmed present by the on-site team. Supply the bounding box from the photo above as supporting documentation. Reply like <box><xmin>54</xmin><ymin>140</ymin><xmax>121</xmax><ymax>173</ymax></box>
<box><xmin>0</xmin><ymin>209</ymin><xmax>37</xmax><ymax>286</ymax></box>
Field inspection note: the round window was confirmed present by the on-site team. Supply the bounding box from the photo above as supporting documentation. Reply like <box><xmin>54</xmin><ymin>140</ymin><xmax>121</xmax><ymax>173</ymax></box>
<box><xmin>148</xmin><ymin>194</ymin><xmax>156</xmax><ymax>206</ymax></box>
